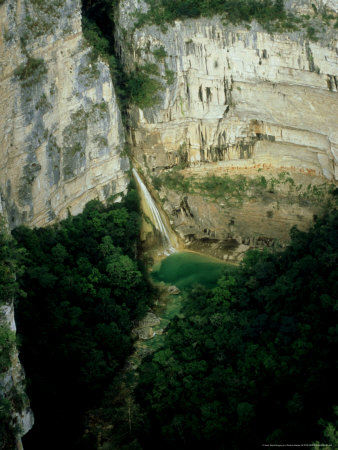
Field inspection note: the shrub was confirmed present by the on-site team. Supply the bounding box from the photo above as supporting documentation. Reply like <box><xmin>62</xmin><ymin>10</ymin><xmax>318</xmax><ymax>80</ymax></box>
<box><xmin>152</xmin><ymin>176</ymin><xmax>162</xmax><ymax>190</ymax></box>
<box><xmin>128</xmin><ymin>69</ymin><xmax>164</xmax><ymax>108</ymax></box>
<box><xmin>165</xmin><ymin>68</ymin><xmax>175</xmax><ymax>85</ymax></box>
<box><xmin>153</xmin><ymin>45</ymin><xmax>167</xmax><ymax>61</ymax></box>
<box><xmin>142</xmin><ymin>62</ymin><xmax>160</xmax><ymax>76</ymax></box>
<box><xmin>0</xmin><ymin>321</ymin><xmax>16</xmax><ymax>372</ymax></box>
<box><xmin>14</xmin><ymin>57</ymin><xmax>47</xmax><ymax>87</ymax></box>
<box><xmin>306</xmin><ymin>25</ymin><xmax>318</xmax><ymax>41</ymax></box>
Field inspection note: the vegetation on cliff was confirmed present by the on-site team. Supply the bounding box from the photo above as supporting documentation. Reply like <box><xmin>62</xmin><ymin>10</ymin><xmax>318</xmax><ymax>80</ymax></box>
<box><xmin>82</xmin><ymin>0</ymin><xmax>166</xmax><ymax>109</ymax></box>
<box><xmin>81</xmin><ymin>0</ymin><xmax>295</xmax><ymax>111</ymax></box>
<box><xmin>135</xmin><ymin>0</ymin><xmax>293</xmax><ymax>30</ymax></box>
<box><xmin>0</xmin><ymin>320</ymin><xmax>18</xmax><ymax>450</ymax></box>
<box><xmin>12</xmin><ymin>183</ymin><xmax>155</xmax><ymax>449</ymax></box>
<box><xmin>0</xmin><ymin>220</ymin><xmax>26</xmax><ymax>450</ymax></box>
<box><xmin>135</xmin><ymin>0</ymin><xmax>337</xmax><ymax>37</ymax></box>
<box><xmin>156</xmin><ymin>169</ymin><xmax>336</xmax><ymax>208</ymax></box>
<box><xmin>13</xmin><ymin>57</ymin><xmax>48</xmax><ymax>88</ymax></box>
<box><xmin>82</xmin><ymin>0</ymin><xmax>135</xmax><ymax>111</ymax></box>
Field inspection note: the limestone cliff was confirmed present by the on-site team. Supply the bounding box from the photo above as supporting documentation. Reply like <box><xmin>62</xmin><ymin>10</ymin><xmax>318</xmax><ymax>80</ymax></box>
<box><xmin>118</xmin><ymin>0</ymin><xmax>338</xmax><ymax>178</ymax></box>
<box><xmin>0</xmin><ymin>302</ymin><xmax>34</xmax><ymax>449</ymax></box>
<box><xmin>0</xmin><ymin>1</ymin><xmax>130</xmax><ymax>446</ymax></box>
<box><xmin>116</xmin><ymin>0</ymin><xmax>338</xmax><ymax>258</ymax></box>
<box><xmin>0</xmin><ymin>0</ymin><xmax>129</xmax><ymax>229</ymax></box>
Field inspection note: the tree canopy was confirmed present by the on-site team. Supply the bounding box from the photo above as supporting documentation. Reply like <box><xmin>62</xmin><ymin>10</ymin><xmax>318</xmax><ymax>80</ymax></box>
<box><xmin>129</xmin><ymin>211</ymin><xmax>338</xmax><ymax>449</ymax></box>
<box><xmin>13</xmin><ymin>184</ymin><xmax>155</xmax><ymax>449</ymax></box>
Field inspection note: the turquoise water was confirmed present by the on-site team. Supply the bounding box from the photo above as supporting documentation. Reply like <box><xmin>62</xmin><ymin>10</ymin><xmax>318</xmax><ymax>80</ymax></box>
<box><xmin>151</xmin><ymin>251</ymin><xmax>236</xmax><ymax>290</ymax></box>
<box><xmin>125</xmin><ymin>252</ymin><xmax>237</xmax><ymax>371</ymax></box>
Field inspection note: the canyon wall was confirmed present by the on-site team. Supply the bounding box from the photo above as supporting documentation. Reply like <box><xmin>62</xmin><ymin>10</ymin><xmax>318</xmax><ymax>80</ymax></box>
<box><xmin>0</xmin><ymin>0</ymin><xmax>336</xmax><ymax>443</ymax></box>
<box><xmin>0</xmin><ymin>0</ymin><xmax>129</xmax><ymax>229</ymax></box>
<box><xmin>0</xmin><ymin>301</ymin><xmax>34</xmax><ymax>448</ymax></box>
<box><xmin>0</xmin><ymin>1</ymin><xmax>129</xmax><ymax>445</ymax></box>
<box><xmin>116</xmin><ymin>0</ymin><xmax>338</xmax><ymax>258</ymax></box>
<box><xmin>117</xmin><ymin>0</ymin><xmax>338</xmax><ymax>179</ymax></box>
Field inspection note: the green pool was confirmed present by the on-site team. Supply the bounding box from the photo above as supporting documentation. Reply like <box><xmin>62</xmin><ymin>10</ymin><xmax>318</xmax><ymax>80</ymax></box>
<box><xmin>151</xmin><ymin>251</ymin><xmax>236</xmax><ymax>290</ymax></box>
<box><xmin>126</xmin><ymin>252</ymin><xmax>237</xmax><ymax>368</ymax></box>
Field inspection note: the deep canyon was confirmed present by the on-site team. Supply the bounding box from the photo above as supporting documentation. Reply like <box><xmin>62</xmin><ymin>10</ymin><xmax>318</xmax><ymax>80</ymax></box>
<box><xmin>0</xmin><ymin>0</ymin><xmax>337</xmax><ymax>447</ymax></box>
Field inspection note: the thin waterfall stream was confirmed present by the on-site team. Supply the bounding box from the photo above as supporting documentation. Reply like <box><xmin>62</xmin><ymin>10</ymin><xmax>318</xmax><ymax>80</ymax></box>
<box><xmin>128</xmin><ymin>169</ymin><xmax>235</xmax><ymax>376</ymax></box>
<box><xmin>132</xmin><ymin>168</ymin><xmax>176</xmax><ymax>255</ymax></box>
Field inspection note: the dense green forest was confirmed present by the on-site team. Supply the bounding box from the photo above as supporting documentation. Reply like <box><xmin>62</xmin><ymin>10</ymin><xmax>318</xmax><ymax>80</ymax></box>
<box><xmin>130</xmin><ymin>211</ymin><xmax>338</xmax><ymax>449</ymax></box>
<box><xmin>11</xmin><ymin>182</ymin><xmax>155</xmax><ymax>449</ymax></box>
<box><xmin>2</xmin><ymin>194</ymin><xmax>338</xmax><ymax>449</ymax></box>
<box><xmin>1</xmin><ymin>1</ymin><xmax>337</xmax><ymax>448</ymax></box>
<box><xmin>79</xmin><ymin>210</ymin><xmax>337</xmax><ymax>449</ymax></box>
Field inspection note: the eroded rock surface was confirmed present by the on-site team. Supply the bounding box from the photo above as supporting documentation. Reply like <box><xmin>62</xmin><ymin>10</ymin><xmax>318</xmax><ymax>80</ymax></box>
<box><xmin>133</xmin><ymin>311</ymin><xmax>161</xmax><ymax>340</ymax></box>
<box><xmin>0</xmin><ymin>0</ymin><xmax>129</xmax><ymax>228</ymax></box>
<box><xmin>0</xmin><ymin>303</ymin><xmax>34</xmax><ymax>446</ymax></box>
<box><xmin>117</xmin><ymin>0</ymin><xmax>337</xmax><ymax>179</ymax></box>
<box><xmin>117</xmin><ymin>0</ymin><xmax>338</xmax><ymax>255</ymax></box>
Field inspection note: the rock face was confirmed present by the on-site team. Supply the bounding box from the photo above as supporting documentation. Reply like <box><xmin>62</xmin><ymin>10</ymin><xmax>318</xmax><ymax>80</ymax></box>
<box><xmin>117</xmin><ymin>0</ymin><xmax>338</xmax><ymax>180</ymax></box>
<box><xmin>117</xmin><ymin>0</ymin><xmax>338</xmax><ymax>255</ymax></box>
<box><xmin>320</xmin><ymin>0</ymin><xmax>338</xmax><ymax>13</ymax></box>
<box><xmin>0</xmin><ymin>302</ymin><xmax>34</xmax><ymax>447</ymax></box>
<box><xmin>132</xmin><ymin>311</ymin><xmax>161</xmax><ymax>339</ymax></box>
<box><xmin>0</xmin><ymin>1</ymin><xmax>129</xmax><ymax>445</ymax></box>
<box><xmin>286</xmin><ymin>0</ymin><xmax>338</xmax><ymax>14</ymax></box>
<box><xmin>159</xmin><ymin>167</ymin><xmax>334</xmax><ymax>261</ymax></box>
<box><xmin>0</xmin><ymin>0</ymin><xmax>129</xmax><ymax>229</ymax></box>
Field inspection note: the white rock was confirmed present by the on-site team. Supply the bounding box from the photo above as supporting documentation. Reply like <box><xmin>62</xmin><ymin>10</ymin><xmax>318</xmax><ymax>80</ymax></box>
<box><xmin>117</xmin><ymin>0</ymin><xmax>338</xmax><ymax>180</ymax></box>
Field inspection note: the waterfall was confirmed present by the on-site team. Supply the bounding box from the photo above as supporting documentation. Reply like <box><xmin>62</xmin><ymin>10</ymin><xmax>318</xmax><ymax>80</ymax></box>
<box><xmin>132</xmin><ymin>168</ymin><xmax>175</xmax><ymax>254</ymax></box>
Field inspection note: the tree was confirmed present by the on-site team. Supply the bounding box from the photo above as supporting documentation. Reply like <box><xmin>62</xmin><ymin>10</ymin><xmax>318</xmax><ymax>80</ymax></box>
<box><xmin>132</xmin><ymin>210</ymin><xmax>338</xmax><ymax>449</ymax></box>
<box><xmin>13</xmin><ymin>187</ymin><xmax>154</xmax><ymax>449</ymax></box>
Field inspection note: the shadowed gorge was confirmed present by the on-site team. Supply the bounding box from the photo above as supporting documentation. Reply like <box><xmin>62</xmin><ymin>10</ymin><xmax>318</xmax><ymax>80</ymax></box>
<box><xmin>115</xmin><ymin>211</ymin><xmax>338</xmax><ymax>449</ymax></box>
<box><xmin>0</xmin><ymin>0</ymin><xmax>337</xmax><ymax>448</ymax></box>
<box><xmin>14</xmin><ymin>184</ymin><xmax>155</xmax><ymax>449</ymax></box>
